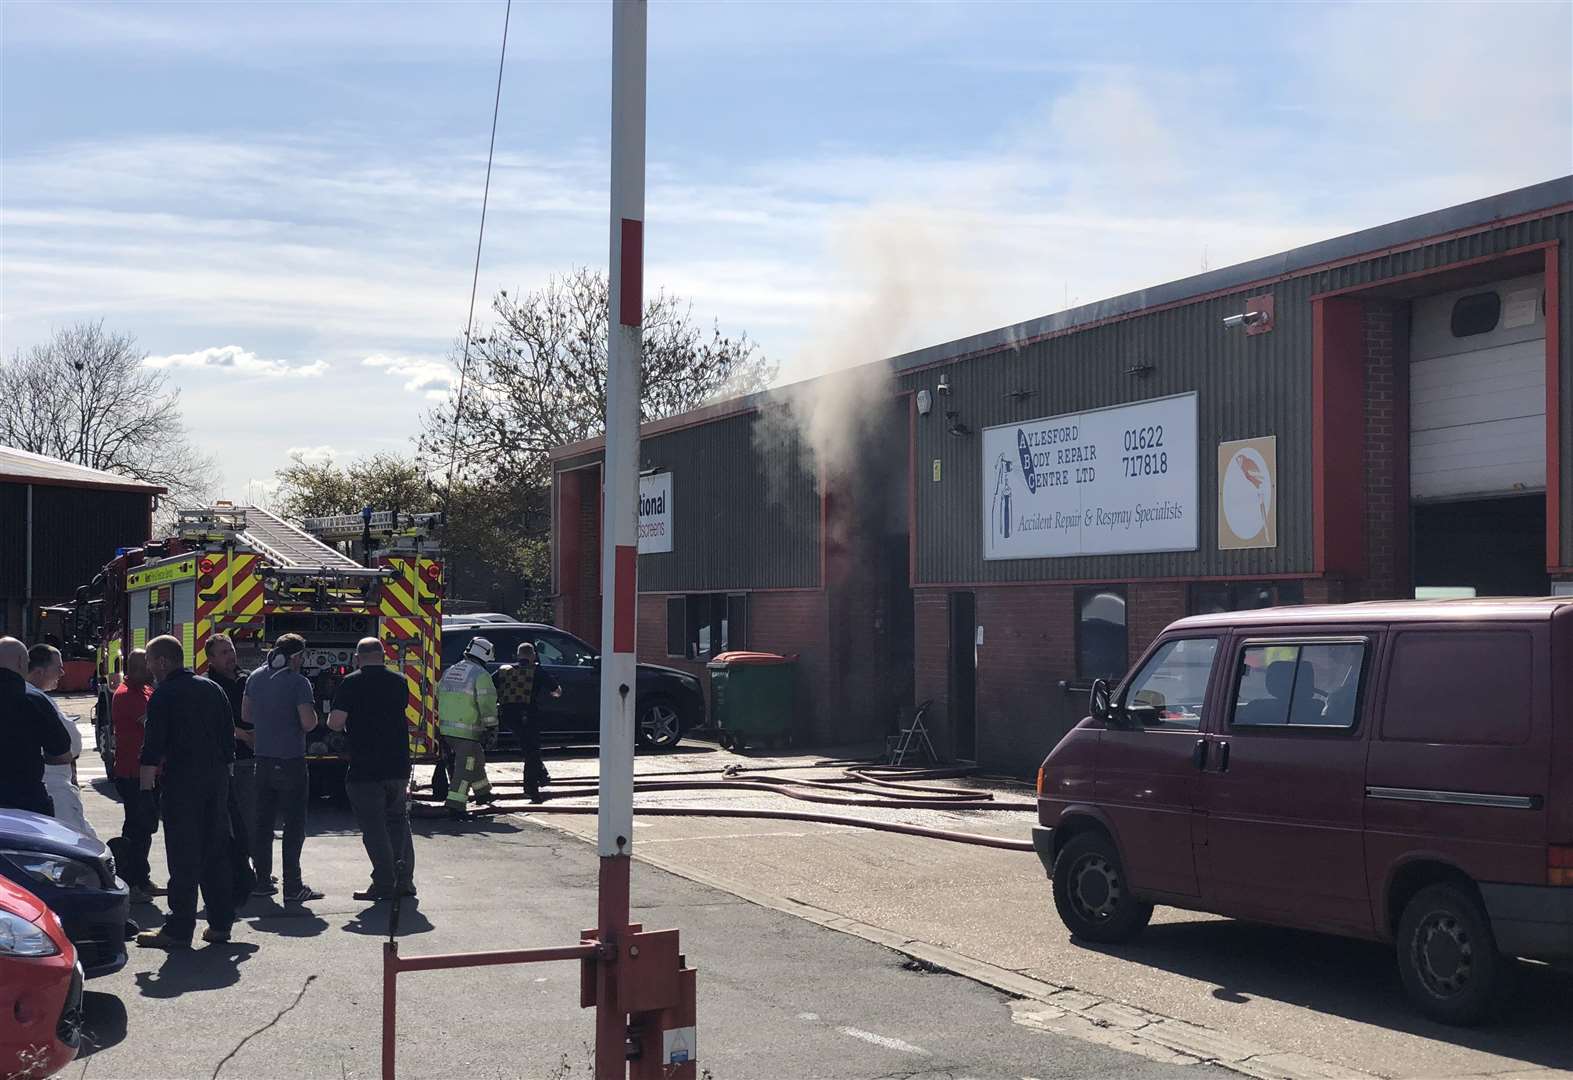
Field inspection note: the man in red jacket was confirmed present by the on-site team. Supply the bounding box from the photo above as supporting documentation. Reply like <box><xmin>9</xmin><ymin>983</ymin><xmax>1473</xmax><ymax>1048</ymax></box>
<box><xmin>111</xmin><ymin>649</ymin><xmax>162</xmax><ymax>903</ymax></box>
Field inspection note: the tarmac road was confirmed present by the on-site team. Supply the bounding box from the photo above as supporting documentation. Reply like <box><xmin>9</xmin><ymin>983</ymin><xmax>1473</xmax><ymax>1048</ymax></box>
<box><xmin>512</xmin><ymin>743</ymin><xmax>1573</xmax><ymax>1080</ymax></box>
<box><xmin>58</xmin><ymin>698</ymin><xmax>1224</xmax><ymax>1080</ymax></box>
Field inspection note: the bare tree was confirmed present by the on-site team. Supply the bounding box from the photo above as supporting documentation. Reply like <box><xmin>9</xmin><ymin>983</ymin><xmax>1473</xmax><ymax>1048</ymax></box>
<box><xmin>1</xmin><ymin>321</ymin><xmax>217</xmax><ymax>508</ymax></box>
<box><xmin>421</xmin><ymin>268</ymin><xmax>775</xmax><ymax>487</ymax></box>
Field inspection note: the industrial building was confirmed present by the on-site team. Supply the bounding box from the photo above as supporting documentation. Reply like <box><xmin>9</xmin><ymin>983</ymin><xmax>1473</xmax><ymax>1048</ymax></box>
<box><xmin>550</xmin><ymin>177</ymin><xmax>1572</xmax><ymax>773</ymax></box>
<box><xmin>0</xmin><ymin>446</ymin><xmax>164</xmax><ymax>640</ymax></box>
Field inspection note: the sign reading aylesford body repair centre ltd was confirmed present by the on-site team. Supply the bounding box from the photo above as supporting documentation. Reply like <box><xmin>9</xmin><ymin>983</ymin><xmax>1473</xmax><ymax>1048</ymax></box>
<box><xmin>982</xmin><ymin>393</ymin><xmax>1198</xmax><ymax>560</ymax></box>
<box><xmin>638</xmin><ymin>473</ymin><xmax>673</xmax><ymax>554</ymax></box>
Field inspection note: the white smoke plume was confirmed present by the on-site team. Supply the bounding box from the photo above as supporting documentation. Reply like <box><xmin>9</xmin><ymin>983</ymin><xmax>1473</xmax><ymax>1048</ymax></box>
<box><xmin>753</xmin><ymin>205</ymin><xmax>985</xmax><ymax>493</ymax></box>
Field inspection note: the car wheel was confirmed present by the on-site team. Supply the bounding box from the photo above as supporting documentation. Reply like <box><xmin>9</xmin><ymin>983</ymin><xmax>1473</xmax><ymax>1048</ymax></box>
<box><xmin>1051</xmin><ymin>831</ymin><xmax>1153</xmax><ymax>944</ymax></box>
<box><xmin>637</xmin><ymin>699</ymin><xmax>683</xmax><ymax>750</ymax></box>
<box><xmin>1396</xmin><ymin>882</ymin><xmax>1503</xmax><ymax>1025</ymax></box>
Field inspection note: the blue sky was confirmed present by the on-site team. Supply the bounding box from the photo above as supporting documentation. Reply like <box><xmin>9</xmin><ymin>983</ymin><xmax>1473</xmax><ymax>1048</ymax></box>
<box><xmin>3</xmin><ymin>0</ymin><xmax>1569</xmax><ymax>500</ymax></box>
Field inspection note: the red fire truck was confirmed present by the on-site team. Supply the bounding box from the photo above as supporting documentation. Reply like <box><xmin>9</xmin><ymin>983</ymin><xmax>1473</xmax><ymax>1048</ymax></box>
<box><xmin>84</xmin><ymin>505</ymin><xmax>445</xmax><ymax>780</ymax></box>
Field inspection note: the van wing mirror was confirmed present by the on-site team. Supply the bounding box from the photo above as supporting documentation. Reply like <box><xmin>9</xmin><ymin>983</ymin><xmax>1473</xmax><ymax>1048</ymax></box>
<box><xmin>1089</xmin><ymin>679</ymin><xmax>1112</xmax><ymax>722</ymax></box>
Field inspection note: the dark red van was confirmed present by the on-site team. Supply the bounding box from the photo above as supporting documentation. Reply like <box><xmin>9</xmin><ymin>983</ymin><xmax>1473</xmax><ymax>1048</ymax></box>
<box><xmin>1033</xmin><ymin>597</ymin><xmax>1572</xmax><ymax>1024</ymax></box>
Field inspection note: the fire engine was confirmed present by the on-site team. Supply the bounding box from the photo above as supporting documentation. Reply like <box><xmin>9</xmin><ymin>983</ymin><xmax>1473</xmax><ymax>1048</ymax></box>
<box><xmin>83</xmin><ymin>504</ymin><xmax>445</xmax><ymax>780</ymax></box>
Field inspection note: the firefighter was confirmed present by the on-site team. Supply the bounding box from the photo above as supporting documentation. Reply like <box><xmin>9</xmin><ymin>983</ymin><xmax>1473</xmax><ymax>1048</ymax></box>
<box><xmin>437</xmin><ymin>637</ymin><xmax>498</xmax><ymax>819</ymax></box>
<box><xmin>494</xmin><ymin>641</ymin><xmax>562</xmax><ymax>804</ymax></box>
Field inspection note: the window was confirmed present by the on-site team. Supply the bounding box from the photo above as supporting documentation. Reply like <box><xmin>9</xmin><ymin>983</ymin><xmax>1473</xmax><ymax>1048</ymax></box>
<box><xmin>665</xmin><ymin>598</ymin><xmax>686</xmax><ymax>657</ymax></box>
<box><xmin>1188</xmin><ymin>581</ymin><xmax>1304</xmax><ymax>615</ymax></box>
<box><xmin>533</xmin><ymin>629</ymin><xmax>596</xmax><ymax>667</ymax></box>
<box><xmin>1121</xmin><ymin>637</ymin><xmax>1219</xmax><ymax>731</ymax></box>
<box><xmin>1381</xmin><ymin>631</ymin><xmax>1530</xmax><ymax>745</ymax></box>
<box><xmin>147</xmin><ymin>595</ymin><xmax>172</xmax><ymax>638</ymax></box>
<box><xmin>1450</xmin><ymin>291</ymin><xmax>1501</xmax><ymax>338</ymax></box>
<box><xmin>668</xmin><ymin>593</ymin><xmax>747</xmax><ymax>661</ymax></box>
<box><xmin>1232</xmin><ymin>640</ymin><xmax>1367</xmax><ymax>728</ymax></box>
<box><xmin>1075</xmin><ymin>587</ymin><xmax>1127</xmax><ymax>682</ymax></box>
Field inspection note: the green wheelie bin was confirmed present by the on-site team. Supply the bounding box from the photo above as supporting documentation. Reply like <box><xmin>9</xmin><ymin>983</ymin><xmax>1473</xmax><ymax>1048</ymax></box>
<box><xmin>706</xmin><ymin>651</ymin><xmax>796</xmax><ymax>751</ymax></box>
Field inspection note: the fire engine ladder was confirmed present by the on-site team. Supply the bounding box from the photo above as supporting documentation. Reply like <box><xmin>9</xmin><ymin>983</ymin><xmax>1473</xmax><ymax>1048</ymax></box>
<box><xmin>236</xmin><ymin>507</ymin><xmax>382</xmax><ymax>574</ymax></box>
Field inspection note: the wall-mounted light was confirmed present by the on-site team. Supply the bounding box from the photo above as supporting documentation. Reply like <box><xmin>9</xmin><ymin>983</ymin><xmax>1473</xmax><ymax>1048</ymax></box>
<box><xmin>1221</xmin><ymin>311</ymin><xmax>1268</xmax><ymax>329</ymax></box>
<box><xmin>937</xmin><ymin>373</ymin><xmax>952</xmax><ymax>395</ymax></box>
<box><xmin>916</xmin><ymin>389</ymin><xmax>933</xmax><ymax>416</ymax></box>
<box><xmin>1006</xmin><ymin>388</ymin><xmax>1035</xmax><ymax>402</ymax></box>
<box><xmin>945</xmin><ymin>410</ymin><xmax>972</xmax><ymax>437</ymax></box>
<box><xmin>1125</xmin><ymin>361</ymin><xmax>1155</xmax><ymax>378</ymax></box>
<box><xmin>639</xmin><ymin>465</ymin><xmax>664</xmax><ymax>476</ymax></box>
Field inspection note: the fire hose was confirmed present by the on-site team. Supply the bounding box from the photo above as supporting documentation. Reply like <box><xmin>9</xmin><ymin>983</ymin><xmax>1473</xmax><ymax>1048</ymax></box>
<box><xmin>411</xmin><ymin>761</ymin><xmax>1039</xmax><ymax>853</ymax></box>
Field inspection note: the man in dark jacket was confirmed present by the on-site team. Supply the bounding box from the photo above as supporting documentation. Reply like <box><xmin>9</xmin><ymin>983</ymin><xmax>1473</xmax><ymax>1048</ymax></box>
<box><xmin>135</xmin><ymin>635</ymin><xmax>238</xmax><ymax>950</ymax></box>
<box><xmin>0</xmin><ymin>637</ymin><xmax>72</xmax><ymax>815</ymax></box>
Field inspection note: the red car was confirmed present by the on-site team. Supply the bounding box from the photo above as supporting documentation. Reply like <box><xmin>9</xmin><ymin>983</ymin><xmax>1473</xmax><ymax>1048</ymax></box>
<box><xmin>0</xmin><ymin>875</ymin><xmax>82</xmax><ymax>1079</ymax></box>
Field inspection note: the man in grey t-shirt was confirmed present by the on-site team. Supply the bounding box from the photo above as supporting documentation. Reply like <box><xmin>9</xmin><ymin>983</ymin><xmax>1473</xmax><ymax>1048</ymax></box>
<box><xmin>243</xmin><ymin>634</ymin><xmax>323</xmax><ymax>903</ymax></box>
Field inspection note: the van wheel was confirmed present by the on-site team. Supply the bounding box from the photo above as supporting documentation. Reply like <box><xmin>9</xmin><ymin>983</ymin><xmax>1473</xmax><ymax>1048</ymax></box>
<box><xmin>1052</xmin><ymin>832</ymin><xmax>1152</xmax><ymax>943</ymax></box>
<box><xmin>1396</xmin><ymin>883</ymin><xmax>1502</xmax><ymax>1025</ymax></box>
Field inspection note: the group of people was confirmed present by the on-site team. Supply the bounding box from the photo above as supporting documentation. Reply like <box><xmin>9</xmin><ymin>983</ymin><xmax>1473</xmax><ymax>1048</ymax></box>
<box><xmin>2</xmin><ymin>625</ymin><xmax>564</xmax><ymax>951</ymax></box>
<box><xmin>437</xmin><ymin>635</ymin><xmax>561</xmax><ymax>817</ymax></box>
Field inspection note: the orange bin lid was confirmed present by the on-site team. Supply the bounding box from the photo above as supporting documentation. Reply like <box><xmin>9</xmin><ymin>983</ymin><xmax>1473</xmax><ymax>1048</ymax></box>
<box><xmin>709</xmin><ymin>651</ymin><xmax>793</xmax><ymax>666</ymax></box>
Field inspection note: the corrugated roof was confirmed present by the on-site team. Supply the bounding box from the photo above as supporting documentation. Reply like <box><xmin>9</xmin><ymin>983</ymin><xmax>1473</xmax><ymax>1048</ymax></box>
<box><xmin>549</xmin><ymin>175</ymin><xmax>1573</xmax><ymax>462</ymax></box>
<box><xmin>0</xmin><ymin>445</ymin><xmax>166</xmax><ymax>493</ymax></box>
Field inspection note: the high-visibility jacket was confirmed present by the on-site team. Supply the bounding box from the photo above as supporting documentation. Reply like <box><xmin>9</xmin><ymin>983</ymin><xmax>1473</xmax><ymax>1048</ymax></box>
<box><xmin>437</xmin><ymin>659</ymin><xmax>498</xmax><ymax>741</ymax></box>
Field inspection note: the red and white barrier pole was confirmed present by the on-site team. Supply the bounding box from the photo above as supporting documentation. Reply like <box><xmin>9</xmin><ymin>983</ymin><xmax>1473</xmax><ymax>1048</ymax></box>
<box><xmin>597</xmin><ymin>1</ymin><xmax>646</xmax><ymax>1076</ymax></box>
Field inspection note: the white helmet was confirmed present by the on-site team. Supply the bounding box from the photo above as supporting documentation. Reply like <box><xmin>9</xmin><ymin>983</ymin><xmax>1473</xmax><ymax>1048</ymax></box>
<box><xmin>464</xmin><ymin>636</ymin><xmax>495</xmax><ymax>664</ymax></box>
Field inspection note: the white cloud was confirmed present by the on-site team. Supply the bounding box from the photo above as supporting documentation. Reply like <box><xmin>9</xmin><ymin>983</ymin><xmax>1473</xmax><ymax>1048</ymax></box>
<box><xmin>363</xmin><ymin>354</ymin><xmax>457</xmax><ymax>401</ymax></box>
<box><xmin>144</xmin><ymin>345</ymin><xmax>328</xmax><ymax>379</ymax></box>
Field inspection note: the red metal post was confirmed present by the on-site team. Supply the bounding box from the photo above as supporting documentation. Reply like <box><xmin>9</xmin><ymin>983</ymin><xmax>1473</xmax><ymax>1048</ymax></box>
<box><xmin>382</xmin><ymin>942</ymin><xmax>398</xmax><ymax>1080</ymax></box>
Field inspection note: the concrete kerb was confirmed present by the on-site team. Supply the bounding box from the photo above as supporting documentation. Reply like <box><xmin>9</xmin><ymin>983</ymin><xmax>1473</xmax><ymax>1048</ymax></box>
<box><xmin>517</xmin><ymin>811</ymin><xmax>1379</xmax><ymax>1080</ymax></box>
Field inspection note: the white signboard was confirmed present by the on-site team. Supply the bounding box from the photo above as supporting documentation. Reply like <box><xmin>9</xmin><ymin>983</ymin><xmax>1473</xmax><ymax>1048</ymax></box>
<box><xmin>982</xmin><ymin>393</ymin><xmax>1198</xmax><ymax>560</ymax></box>
<box><xmin>638</xmin><ymin>473</ymin><xmax>673</xmax><ymax>554</ymax></box>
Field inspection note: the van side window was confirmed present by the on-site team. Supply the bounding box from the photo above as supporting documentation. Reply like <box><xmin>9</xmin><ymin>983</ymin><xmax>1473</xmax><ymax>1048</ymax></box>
<box><xmin>1232</xmin><ymin>641</ymin><xmax>1367</xmax><ymax>728</ymax></box>
<box><xmin>1382</xmin><ymin>631</ymin><xmax>1531</xmax><ymax>745</ymax></box>
<box><xmin>1121</xmin><ymin>637</ymin><xmax>1218</xmax><ymax>731</ymax></box>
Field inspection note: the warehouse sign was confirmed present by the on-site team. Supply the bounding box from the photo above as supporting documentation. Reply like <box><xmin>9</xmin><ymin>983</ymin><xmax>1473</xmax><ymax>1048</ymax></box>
<box><xmin>982</xmin><ymin>393</ymin><xmax>1198</xmax><ymax>560</ymax></box>
<box><xmin>638</xmin><ymin>473</ymin><xmax>673</xmax><ymax>554</ymax></box>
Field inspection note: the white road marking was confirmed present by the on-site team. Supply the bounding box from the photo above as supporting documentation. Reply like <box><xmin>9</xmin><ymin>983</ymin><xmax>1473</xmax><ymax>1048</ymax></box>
<box><xmin>638</xmin><ymin>831</ymin><xmax>810</xmax><ymax>845</ymax></box>
<box><xmin>797</xmin><ymin>1012</ymin><xmax>819</xmax><ymax>1021</ymax></box>
<box><xmin>837</xmin><ymin>1027</ymin><xmax>929</xmax><ymax>1056</ymax></box>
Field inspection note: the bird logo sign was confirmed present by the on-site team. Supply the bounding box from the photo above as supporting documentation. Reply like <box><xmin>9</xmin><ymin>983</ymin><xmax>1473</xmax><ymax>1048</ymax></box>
<box><xmin>1218</xmin><ymin>436</ymin><xmax>1277</xmax><ymax>549</ymax></box>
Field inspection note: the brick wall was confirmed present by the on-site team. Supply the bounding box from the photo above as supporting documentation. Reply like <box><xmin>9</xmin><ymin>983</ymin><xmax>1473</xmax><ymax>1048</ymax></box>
<box><xmin>913</xmin><ymin>590</ymin><xmax>949</xmax><ymax>734</ymax></box>
<box><xmin>1127</xmin><ymin>581</ymin><xmax>1186</xmax><ymax>655</ymax></box>
<box><xmin>635</xmin><ymin>590</ymin><xmax>831</xmax><ymax>740</ymax></box>
<box><xmin>1358</xmin><ymin>300</ymin><xmax>1408</xmax><ymax>601</ymax></box>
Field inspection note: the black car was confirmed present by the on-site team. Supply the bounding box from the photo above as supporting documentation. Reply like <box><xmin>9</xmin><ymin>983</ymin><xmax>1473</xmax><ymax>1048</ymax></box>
<box><xmin>439</xmin><ymin>621</ymin><xmax>704</xmax><ymax>749</ymax></box>
<box><xmin>0</xmin><ymin>810</ymin><xmax>129</xmax><ymax>978</ymax></box>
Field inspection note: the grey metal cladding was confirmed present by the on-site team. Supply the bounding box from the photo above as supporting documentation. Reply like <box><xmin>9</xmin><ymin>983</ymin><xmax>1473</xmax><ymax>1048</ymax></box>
<box><xmin>634</xmin><ymin>410</ymin><xmax>821</xmax><ymax>592</ymax></box>
<box><xmin>901</xmin><ymin>208</ymin><xmax>1572</xmax><ymax>585</ymax></box>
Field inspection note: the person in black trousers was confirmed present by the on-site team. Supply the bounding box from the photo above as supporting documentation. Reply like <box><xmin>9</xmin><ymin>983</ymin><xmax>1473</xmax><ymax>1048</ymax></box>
<box><xmin>135</xmin><ymin>635</ymin><xmax>238</xmax><ymax>950</ymax></box>
<box><xmin>493</xmin><ymin>642</ymin><xmax>561</xmax><ymax>804</ymax></box>
<box><xmin>328</xmin><ymin>638</ymin><xmax>416</xmax><ymax>901</ymax></box>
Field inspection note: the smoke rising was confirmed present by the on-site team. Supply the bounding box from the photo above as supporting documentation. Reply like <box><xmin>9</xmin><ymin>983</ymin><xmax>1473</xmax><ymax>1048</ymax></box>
<box><xmin>752</xmin><ymin>206</ymin><xmax>984</xmax><ymax>495</ymax></box>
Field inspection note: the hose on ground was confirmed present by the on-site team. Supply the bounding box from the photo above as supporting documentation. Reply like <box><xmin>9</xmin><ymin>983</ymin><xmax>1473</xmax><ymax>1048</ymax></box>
<box><xmin>416</xmin><ymin>798</ymin><xmax>1035</xmax><ymax>853</ymax></box>
<box><xmin>412</xmin><ymin>758</ymin><xmax>1039</xmax><ymax>851</ymax></box>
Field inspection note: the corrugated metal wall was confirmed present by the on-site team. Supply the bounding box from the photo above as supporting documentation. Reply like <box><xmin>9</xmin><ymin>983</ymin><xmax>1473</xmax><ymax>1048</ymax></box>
<box><xmin>553</xmin><ymin>410</ymin><xmax>823</xmax><ymax>592</ymax></box>
<box><xmin>899</xmin><ymin>210</ymin><xmax>1572</xmax><ymax>584</ymax></box>
<box><xmin>0</xmin><ymin>482</ymin><xmax>152</xmax><ymax>601</ymax></box>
